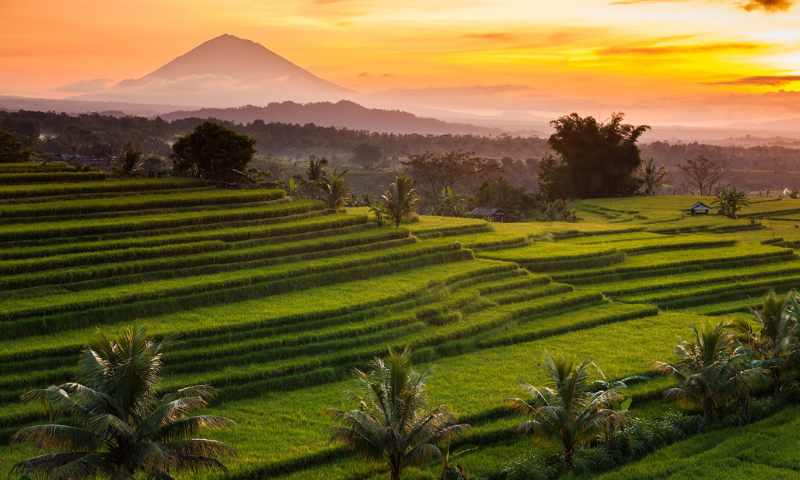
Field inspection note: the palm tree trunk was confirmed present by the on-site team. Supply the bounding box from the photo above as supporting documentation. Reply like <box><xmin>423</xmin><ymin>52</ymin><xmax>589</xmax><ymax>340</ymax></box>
<box><xmin>563</xmin><ymin>442</ymin><xmax>575</xmax><ymax>472</ymax></box>
<box><xmin>771</xmin><ymin>367</ymin><xmax>781</xmax><ymax>397</ymax></box>
<box><xmin>702</xmin><ymin>398</ymin><xmax>713</xmax><ymax>428</ymax></box>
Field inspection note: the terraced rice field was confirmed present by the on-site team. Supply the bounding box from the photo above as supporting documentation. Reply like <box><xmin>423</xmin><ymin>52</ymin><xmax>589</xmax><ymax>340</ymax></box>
<box><xmin>0</xmin><ymin>167</ymin><xmax>798</xmax><ymax>479</ymax></box>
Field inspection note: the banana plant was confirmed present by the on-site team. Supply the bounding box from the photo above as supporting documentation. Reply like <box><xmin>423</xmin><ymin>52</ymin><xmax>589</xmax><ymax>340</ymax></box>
<box><xmin>440</xmin><ymin>443</ymin><xmax>478</xmax><ymax>480</ymax></box>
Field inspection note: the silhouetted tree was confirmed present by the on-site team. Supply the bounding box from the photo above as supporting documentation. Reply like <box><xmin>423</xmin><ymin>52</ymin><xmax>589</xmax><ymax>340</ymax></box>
<box><xmin>638</xmin><ymin>158</ymin><xmax>669</xmax><ymax>195</ymax></box>
<box><xmin>677</xmin><ymin>155</ymin><xmax>728</xmax><ymax>195</ymax></box>
<box><xmin>352</xmin><ymin>143</ymin><xmax>384</xmax><ymax>169</ymax></box>
<box><xmin>547</xmin><ymin>112</ymin><xmax>649</xmax><ymax>198</ymax></box>
<box><xmin>0</xmin><ymin>130</ymin><xmax>34</xmax><ymax>163</ymax></box>
<box><xmin>401</xmin><ymin>150</ymin><xmax>502</xmax><ymax>207</ymax></box>
<box><xmin>171</xmin><ymin>121</ymin><xmax>256</xmax><ymax>179</ymax></box>
<box><xmin>537</xmin><ymin>154</ymin><xmax>571</xmax><ymax>201</ymax></box>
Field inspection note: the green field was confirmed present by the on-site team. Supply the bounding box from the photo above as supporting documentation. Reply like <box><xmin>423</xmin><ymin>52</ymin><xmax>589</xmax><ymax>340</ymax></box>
<box><xmin>1</xmin><ymin>170</ymin><xmax>798</xmax><ymax>480</ymax></box>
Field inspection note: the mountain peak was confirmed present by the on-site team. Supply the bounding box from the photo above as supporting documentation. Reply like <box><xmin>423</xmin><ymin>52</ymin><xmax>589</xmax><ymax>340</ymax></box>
<box><xmin>78</xmin><ymin>35</ymin><xmax>353</xmax><ymax>107</ymax></box>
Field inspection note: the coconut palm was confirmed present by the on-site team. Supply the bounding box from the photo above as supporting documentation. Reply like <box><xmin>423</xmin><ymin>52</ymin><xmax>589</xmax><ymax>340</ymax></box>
<box><xmin>326</xmin><ymin>347</ymin><xmax>469</xmax><ymax>480</ymax></box>
<box><xmin>638</xmin><ymin>158</ymin><xmax>668</xmax><ymax>196</ymax></box>
<box><xmin>120</xmin><ymin>143</ymin><xmax>142</xmax><ymax>176</ymax></box>
<box><xmin>306</xmin><ymin>156</ymin><xmax>328</xmax><ymax>181</ymax></box>
<box><xmin>505</xmin><ymin>352</ymin><xmax>630</xmax><ymax>472</ymax></box>
<box><xmin>730</xmin><ymin>291</ymin><xmax>798</xmax><ymax>396</ymax></box>
<box><xmin>653</xmin><ymin>321</ymin><xmax>765</xmax><ymax>426</ymax></box>
<box><xmin>11</xmin><ymin>324</ymin><xmax>235</xmax><ymax>480</ymax></box>
<box><xmin>318</xmin><ymin>167</ymin><xmax>351</xmax><ymax>210</ymax></box>
<box><xmin>382</xmin><ymin>174</ymin><xmax>418</xmax><ymax>227</ymax></box>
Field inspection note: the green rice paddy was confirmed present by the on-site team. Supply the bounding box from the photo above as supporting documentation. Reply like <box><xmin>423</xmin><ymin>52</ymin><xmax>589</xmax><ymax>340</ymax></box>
<box><xmin>0</xmin><ymin>170</ymin><xmax>798</xmax><ymax>479</ymax></box>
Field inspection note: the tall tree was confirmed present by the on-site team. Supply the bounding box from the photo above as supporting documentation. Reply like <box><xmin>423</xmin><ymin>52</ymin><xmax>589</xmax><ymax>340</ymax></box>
<box><xmin>352</xmin><ymin>143</ymin><xmax>384</xmax><ymax>169</ymax></box>
<box><xmin>638</xmin><ymin>158</ymin><xmax>669</xmax><ymax>195</ymax></box>
<box><xmin>401</xmin><ymin>151</ymin><xmax>502</xmax><ymax>207</ymax></box>
<box><xmin>171</xmin><ymin>121</ymin><xmax>256</xmax><ymax>180</ymax></box>
<box><xmin>653</xmin><ymin>321</ymin><xmax>766</xmax><ymax>426</ymax></box>
<box><xmin>120</xmin><ymin>142</ymin><xmax>143</xmax><ymax>176</ymax></box>
<box><xmin>11</xmin><ymin>324</ymin><xmax>235</xmax><ymax>480</ymax></box>
<box><xmin>547</xmin><ymin>112</ymin><xmax>649</xmax><ymax>199</ymax></box>
<box><xmin>537</xmin><ymin>154</ymin><xmax>570</xmax><ymax>201</ymax></box>
<box><xmin>381</xmin><ymin>173</ymin><xmax>418</xmax><ymax>227</ymax></box>
<box><xmin>326</xmin><ymin>347</ymin><xmax>469</xmax><ymax>480</ymax></box>
<box><xmin>730</xmin><ymin>291</ymin><xmax>798</xmax><ymax>396</ymax></box>
<box><xmin>505</xmin><ymin>352</ymin><xmax>630</xmax><ymax>472</ymax></box>
<box><xmin>306</xmin><ymin>156</ymin><xmax>328</xmax><ymax>181</ymax></box>
<box><xmin>0</xmin><ymin>130</ymin><xmax>34</xmax><ymax>163</ymax></box>
<box><xmin>318</xmin><ymin>167</ymin><xmax>351</xmax><ymax>210</ymax></box>
<box><xmin>677</xmin><ymin>155</ymin><xmax>728</xmax><ymax>195</ymax></box>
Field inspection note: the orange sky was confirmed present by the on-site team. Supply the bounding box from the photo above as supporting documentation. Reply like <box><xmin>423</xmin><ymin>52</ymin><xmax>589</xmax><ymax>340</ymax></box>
<box><xmin>2</xmin><ymin>0</ymin><xmax>800</xmax><ymax>125</ymax></box>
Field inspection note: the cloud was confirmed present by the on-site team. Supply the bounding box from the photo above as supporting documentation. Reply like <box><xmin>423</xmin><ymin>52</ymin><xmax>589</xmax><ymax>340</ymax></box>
<box><xmin>464</xmin><ymin>32</ymin><xmax>511</xmax><ymax>41</ymax></box>
<box><xmin>598</xmin><ymin>42</ymin><xmax>766</xmax><ymax>56</ymax></box>
<box><xmin>383</xmin><ymin>84</ymin><xmax>533</xmax><ymax>97</ymax></box>
<box><xmin>703</xmin><ymin>75</ymin><xmax>800</xmax><ymax>86</ymax></box>
<box><xmin>609</xmin><ymin>0</ymin><xmax>795</xmax><ymax>12</ymax></box>
<box><xmin>358</xmin><ymin>72</ymin><xmax>395</xmax><ymax>77</ymax></box>
<box><xmin>54</xmin><ymin>78</ymin><xmax>114</xmax><ymax>93</ymax></box>
<box><xmin>741</xmin><ymin>0</ymin><xmax>794</xmax><ymax>10</ymax></box>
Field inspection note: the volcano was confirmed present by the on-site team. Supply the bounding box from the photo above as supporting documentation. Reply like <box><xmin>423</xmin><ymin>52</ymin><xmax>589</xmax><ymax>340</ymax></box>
<box><xmin>76</xmin><ymin>34</ymin><xmax>354</xmax><ymax>107</ymax></box>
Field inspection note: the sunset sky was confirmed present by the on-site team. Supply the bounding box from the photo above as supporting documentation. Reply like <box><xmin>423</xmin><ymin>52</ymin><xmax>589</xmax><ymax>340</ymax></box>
<box><xmin>3</xmin><ymin>0</ymin><xmax>800</xmax><ymax>125</ymax></box>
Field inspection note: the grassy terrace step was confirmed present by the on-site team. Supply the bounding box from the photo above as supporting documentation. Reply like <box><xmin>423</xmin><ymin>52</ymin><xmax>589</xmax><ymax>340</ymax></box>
<box><xmin>0</xmin><ymin>259</ymin><xmax>515</xmax><ymax>364</ymax></box>
<box><xmin>158</xmin><ymin>290</ymin><xmax>604</xmax><ymax>393</ymax></box>
<box><xmin>582</xmin><ymin>259</ymin><xmax>800</xmax><ymax>297</ymax></box>
<box><xmin>444</xmin><ymin>232</ymin><xmax>529</xmax><ymax>251</ymax></box>
<box><xmin>618</xmin><ymin>272</ymin><xmax>800</xmax><ymax>307</ymax></box>
<box><xmin>596</xmin><ymin>405</ymin><xmax>800</xmax><ymax>480</ymax></box>
<box><xmin>0</xmin><ymin>208</ymin><xmax>339</xmax><ymax>251</ymax></box>
<box><xmin>0</xmin><ymin>241</ymin><xmax>227</xmax><ymax>275</ymax></box>
<box><xmin>551</xmin><ymin>243</ymin><xmax>795</xmax><ymax>282</ymax></box>
<box><xmin>675</xmin><ymin>298</ymin><xmax>759</xmax><ymax>316</ymax></box>
<box><xmin>0</xmin><ymin>269</ymin><xmax>537</xmax><ymax>385</ymax></box>
<box><xmin>0</xmin><ymin>172</ymin><xmax>106</xmax><ymax>184</ymax></box>
<box><xmin>0</xmin><ymin>198</ymin><xmax>321</xmax><ymax>242</ymax></box>
<box><xmin>0</xmin><ymin>163</ymin><xmax>80</xmax><ymax>173</ymax></box>
<box><xmin>476</xmin><ymin>242</ymin><xmax>617</xmax><ymax>263</ymax></box>
<box><xmin>0</xmin><ymin>240</ymin><xmax>466</xmax><ymax>324</ymax></box>
<box><xmin>476</xmin><ymin>242</ymin><xmax>628</xmax><ymax>272</ymax></box>
<box><xmin>0</xmin><ymin>273</ymin><xmax>561</xmax><ymax>396</ymax></box>
<box><xmin>0</xmin><ymin>228</ymin><xmax>413</xmax><ymax>291</ymax></box>
<box><xmin>0</xmin><ymin>212</ymin><xmax>362</xmax><ymax>260</ymax></box>
<box><xmin>0</xmin><ymin>177</ymin><xmax>208</xmax><ymax>199</ymax></box>
<box><xmin>482</xmin><ymin>301</ymin><xmax>659</xmax><ymax>347</ymax></box>
<box><xmin>561</xmin><ymin>231</ymin><xmax>668</xmax><ymax>244</ymax></box>
<box><xmin>0</xmin><ymin>189</ymin><xmax>285</xmax><ymax>219</ymax></box>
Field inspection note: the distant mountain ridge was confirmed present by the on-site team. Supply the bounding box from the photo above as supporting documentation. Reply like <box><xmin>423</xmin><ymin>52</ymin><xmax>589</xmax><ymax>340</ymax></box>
<box><xmin>76</xmin><ymin>34</ymin><xmax>353</xmax><ymax>107</ymax></box>
<box><xmin>160</xmin><ymin>100</ymin><xmax>501</xmax><ymax>135</ymax></box>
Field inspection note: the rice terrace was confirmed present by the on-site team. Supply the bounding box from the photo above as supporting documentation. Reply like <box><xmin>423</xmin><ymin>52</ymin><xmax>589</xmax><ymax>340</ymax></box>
<box><xmin>0</xmin><ymin>154</ymin><xmax>799</xmax><ymax>479</ymax></box>
<box><xmin>5</xmin><ymin>1</ymin><xmax>800</xmax><ymax>479</ymax></box>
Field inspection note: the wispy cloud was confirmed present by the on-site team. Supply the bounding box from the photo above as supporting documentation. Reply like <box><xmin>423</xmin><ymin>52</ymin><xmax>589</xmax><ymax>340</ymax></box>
<box><xmin>464</xmin><ymin>32</ymin><xmax>511</xmax><ymax>41</ymax></box>
<box><xmin>598</xmin><ymin>42</ymin><xmax>767</xmax><ymax>56</ymax></box>
<box><xmin>703</xmin><ymin>75</ymin><xmax>800</xmax><ymax>86</ymax></box>
<box><xmin>54</xmin><ymin>78</ymin><xmax>113</xmax><ymax>93</ymax></box>
<box><xmin>610</xmin><ymin>0</ymin><xmax>795</xmax><ymax>12</ymax></box>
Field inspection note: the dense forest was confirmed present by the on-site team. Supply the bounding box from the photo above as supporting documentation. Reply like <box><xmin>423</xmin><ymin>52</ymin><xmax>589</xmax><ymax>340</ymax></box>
<box><xmin>4</xmin><ymin>109</ymin><xmax>800</xmax><ymax>193</ymax></box>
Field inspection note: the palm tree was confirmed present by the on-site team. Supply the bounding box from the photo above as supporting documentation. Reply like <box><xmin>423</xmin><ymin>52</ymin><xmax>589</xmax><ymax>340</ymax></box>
<box><xmin>653</xmin><ymin>321</ymin><xmax>765</xmax><ymax>426</ymax></box>
<box><xmin>11</xmin><ymin>324</ymin><xmax>235</xmax><ymax>480</ymax></box>
<box><xmin>382</xmin><ymin>174</ymin><xmax>418</xmax><ymax>227</ymax></box>
<box><xmin>306</xmin><ymin>156</ymin><xmax>328</xmax><ymax>181</ymax></box>
<box><xmin>730</xmin><ymin>291</ymin><xmax>798</xmax><ymax>396</ymax></box>
<box><xmin>318</xmin><ymin>167</ymin><xmax>351</xmax><ymax>210</ymax></box>
<box><xmin>505</xmin><ymin>352</ymin><xmax>629</xmax><ymax>472</ymax></box>
<box><xmin>713</xmin><ymin>186</ymin><xmax>751</xmax><ymax>219</ymax></box>
<box><xmin>326</xmin><ymin>347</ymin><xmax>469</xmax><ymax>480</ymax></box>
<box><xmin>120</xmin><ymin>143</ymin><xmax>142</xmax><ymax>176</ymax></box>
<box><xmin>638</xmin><ymin>158</ymin><xmax>668</xmax><ymax>196</ymax></box>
